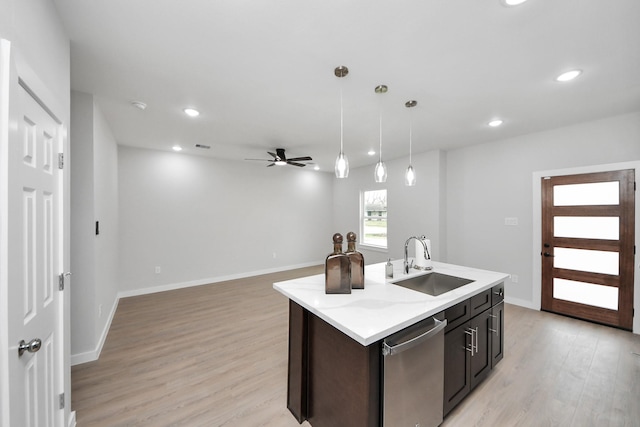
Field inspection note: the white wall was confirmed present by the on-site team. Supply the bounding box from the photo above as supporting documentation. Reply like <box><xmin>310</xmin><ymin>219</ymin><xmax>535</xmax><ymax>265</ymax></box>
<box><xmin>333</xmin><ymin>150</ymin><xmax>446</xmax><ymax>265</ymax></box>
<box><xmin>0</xmin><ymin>0</ymin><xmax>70</xmax><ymax>113</ymax></box>
<box><xmin>446</xmin><ymin>112</ymin><xmax>640</xmax><ymax>314</ymax></box>
<box><xmin>118</xmin><ymin>146</ymin><xmax>333</xmax><ymax>295</ymax></box>
<box><xmin>70</xmin><ymin>92</ymin><xmax>94</xmax><ymax>357</ymax></box>
<box><xmin>70</xmin><ymin>91</ymin><xmax>119</xmax><ymax>363</ymax></box>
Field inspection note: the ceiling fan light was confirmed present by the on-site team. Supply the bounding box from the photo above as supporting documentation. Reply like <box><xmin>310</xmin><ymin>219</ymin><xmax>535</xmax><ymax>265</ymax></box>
<box><xmin>405</xmin><ymin>164</ymin><xmax>416</xmax><ymax>186</ymax></box>
<box><xmin>275</xmin><ymin>160</ymin><xmax>287</xmax><ymax>166</ymax></box>
<box><xmin>374</xmin><ymin>161</ymin><xmax>387</xmax><ymax>183</ymax></box>
<box><xmin>335</xmin><ymin>152</ymin><xmax>349</xmax><ymax>178</ymax></box>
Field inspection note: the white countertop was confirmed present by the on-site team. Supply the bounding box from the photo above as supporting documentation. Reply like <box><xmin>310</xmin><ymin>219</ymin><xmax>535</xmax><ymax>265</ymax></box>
<box><xmin>273</xmin><ymin>260</ymin><xmax>509</xmax><ymax>346</ymax></box>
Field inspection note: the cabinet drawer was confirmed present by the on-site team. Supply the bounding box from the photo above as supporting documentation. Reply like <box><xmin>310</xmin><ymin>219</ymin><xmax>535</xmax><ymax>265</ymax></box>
<box><xmin>469</xmin><ymin>289</ymin><xmax>492</xmax><ymax>318</ymax></box>
<box><xmin>491</xmin><ymin>282</ymin><xmax>505</xmax><ymax>306</ymax></box>
<box><xmin>444</xmin><ymin>299</ymin><xmax>470</xmax><ymax>332</ymax></box>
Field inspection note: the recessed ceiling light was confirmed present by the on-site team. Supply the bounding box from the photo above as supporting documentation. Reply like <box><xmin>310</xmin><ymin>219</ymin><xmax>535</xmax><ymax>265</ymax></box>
<box><xmin>172</xmin><ymin>145</ymin><xmax>182</xmax><ymax>152</ymax></box>
<box><xmin>488</xmin><ymin>119</ymin><xmax>504</xmax><ymax>127</ymax></box>
<box><xmin>183</xmin><ymin>108</ymin><xmax>200</xmax><ymax>117</ymax></box>
<box><xmin>314</xmin><ymin>165</ymin><xmax>320</xmax><ymax>171</ymax></box>
<box><xmin>556</xmin><ymin>69</ymin><xmax>582</xmax><ymax>82</ymax></box>
<box><xmin>502</xmin><ymin>0</ymin><xmax>528</xmax><ymax>6</ymax></box>
<box><xmin>368</xmin><ymin>150</ymin><xmax>376</xmax><ymax>156</ymax></box>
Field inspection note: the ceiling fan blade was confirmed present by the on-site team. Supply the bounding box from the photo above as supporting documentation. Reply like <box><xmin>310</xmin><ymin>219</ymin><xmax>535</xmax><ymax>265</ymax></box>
<box><xmin>286</xmin><ymin>156</ymin><xmax>312</xmax><ymax>162</ymax></box>
<box><xmin>287</xmin><ymin>161</ymin><xmax>306</xmax><ymax>167</ymax></box>
<box><xmin>267</xmin><ymin>163</ymin><xmax>275</xmax><ymax>167</ymax></box>
<box><xmin>267</xmin><ymin>151</ymin><xmax>278</xmax><ymax>160</ymax></box>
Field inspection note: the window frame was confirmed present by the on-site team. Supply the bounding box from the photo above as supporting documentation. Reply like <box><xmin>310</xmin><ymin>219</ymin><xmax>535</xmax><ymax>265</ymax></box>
<box><xmin>360</xmin><ymin>189</ymin><xmax>388</xmax><ymax>251</ymax></box>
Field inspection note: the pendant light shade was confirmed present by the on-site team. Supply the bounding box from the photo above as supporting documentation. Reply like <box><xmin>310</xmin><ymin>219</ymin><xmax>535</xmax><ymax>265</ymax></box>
<box><xmin>374</xmin><ymin>161</ymin><xmax>387</xmax><ymax>182</ymax></box>
<box><xmin>405</xmin><ymin>164</ymin><xmax>416</xmax><ymax>186</ymax></box>
<box><xmin>374</xmin><ymin>84</ymin><xmax>388</xmax><ymax>183</ymax></box>
<box><xmin>335</xmin><ymin>152</ymin><xmax>349</xmax><ymax>178</ymax></box>
<box><xmin>334</xmin><ymin>66</ymin><xmax>349</xmax><ymax>178</ymax></box>
<box><xmin>405</xmin><ymin>100</ymin><xmax>417</xmax><ymax>186</ymax></box>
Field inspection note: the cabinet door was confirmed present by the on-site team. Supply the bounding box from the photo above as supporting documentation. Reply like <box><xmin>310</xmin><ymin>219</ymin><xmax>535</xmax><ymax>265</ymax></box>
<box><xmin>443</xmin><ymin>323</ymin><xmax>471</xmax><ymax>416</ymax></box>
<box><xmin>470</xmin><ymin>309</ymin><xmax>492</xmax><ymax>390</ymax></box>
<box><xmin>491</xmin><ymin>301</ymin><xmax>504</xmax><ymax>368</ymax></box>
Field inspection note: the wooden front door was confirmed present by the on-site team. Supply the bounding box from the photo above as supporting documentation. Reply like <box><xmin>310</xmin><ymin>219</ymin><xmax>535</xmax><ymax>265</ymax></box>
<box><xmin>541</xmin><ymin>170</ymin><xmax>635</xmax><ymax>330</ymax></box>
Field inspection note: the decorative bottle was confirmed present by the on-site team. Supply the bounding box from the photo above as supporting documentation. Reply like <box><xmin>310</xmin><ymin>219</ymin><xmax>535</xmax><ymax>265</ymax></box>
<box><xmin>325</xmin><ymin>233</ymin><xmax>351</xmax><ymax>294</ymax></box>
<box><xmin>345</xmin><ymin>231</ymin><xmax>365</xmax><ymax>289</ymax></box>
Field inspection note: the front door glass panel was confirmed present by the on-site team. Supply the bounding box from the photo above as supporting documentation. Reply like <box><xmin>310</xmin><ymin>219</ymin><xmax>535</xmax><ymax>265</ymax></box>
<box><xmin>553</xmin><ymin>216</ymin><xmax>619</xmax><ymax>240</ymax></box>
<box><xmin>553</xmin><ymin>181</ymin><xmax>619</xmax><ymax>206</ymax></box>
<box><xmin>553</xmin><ymin>278</ymin><xmax>618</xmax><ymax>311</ymax></box>
<box><xmin>553</xmin><ymin>247</ymin><xmax>619</xmax><ymax>275</ymax></box>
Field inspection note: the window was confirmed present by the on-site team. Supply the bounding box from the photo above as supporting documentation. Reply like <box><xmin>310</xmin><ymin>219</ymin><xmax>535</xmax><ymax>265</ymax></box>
<box><xmin>361</xmin><ymin>189</ymin><xmax>387</xmax><ymax>248</ymax></box>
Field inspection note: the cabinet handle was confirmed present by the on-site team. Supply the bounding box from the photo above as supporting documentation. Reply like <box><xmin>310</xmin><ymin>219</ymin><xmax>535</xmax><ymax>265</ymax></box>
<box><xmin>474</xmin><ymin>327</ymin><xmax>478</xmax><ymax>355</ymax></box>
<box><xmin>465</xmin><ymin>328</ymin><xmax>474</xmax><ymax>354</ymax></box>
<box><xmin>490</xmin><ymin>314</ymin><xmax>499</xmax><ymax>336</ymax></box>
<box><xmin>493</xmin><ymin>289</ymin><xmax>504</xmax><ymax>297</ymax></box>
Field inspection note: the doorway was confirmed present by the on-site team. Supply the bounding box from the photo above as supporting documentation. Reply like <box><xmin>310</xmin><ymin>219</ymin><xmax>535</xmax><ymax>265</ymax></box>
<box><xmin>541</xmin><ymin>169</ymin><xmax>635</xmax><ymax>330</ymax></box>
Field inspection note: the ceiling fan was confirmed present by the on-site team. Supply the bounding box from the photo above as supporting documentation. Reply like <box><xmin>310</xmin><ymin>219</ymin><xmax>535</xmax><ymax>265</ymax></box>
<box><xmin>245</xmin><ymin>148</ymin><xmax>312</xmax><ymax>167</ymax></box>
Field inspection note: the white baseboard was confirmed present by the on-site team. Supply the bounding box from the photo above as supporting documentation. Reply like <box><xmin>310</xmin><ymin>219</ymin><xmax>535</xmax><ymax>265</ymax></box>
<box><xmin>504</xmin><ymin>296</ymin><xmax>538</xmax><ymax>310</ymax></box>
<box><xmin>70</xmin><ymin>297</ymin><xmax>119</xmax><ymax>366</ymax></box>
<box><xmin>117</xmin><ymin>261</ymin><xmax>323</xmax><ymax>299</ymax></box>
<box><xmin>71</xmin><ymin>261</ymin><xmax>322</xmax><ymax>365</ymax></box>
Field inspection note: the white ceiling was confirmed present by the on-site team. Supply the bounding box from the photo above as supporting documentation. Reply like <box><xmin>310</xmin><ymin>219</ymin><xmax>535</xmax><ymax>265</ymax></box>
<box><xmin>53</xmin><ymin>0</ymin><xmax>640</xmax><ymax>171</ymax></box>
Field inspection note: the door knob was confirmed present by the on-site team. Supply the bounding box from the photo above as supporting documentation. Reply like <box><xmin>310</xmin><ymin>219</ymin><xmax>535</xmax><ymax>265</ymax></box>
<box><xmin>543</xmin><ymin>252</ymin><xmax>555</xmax><ymax>257</ymax></box>
<box><xmin>18</xmin><ymin>338</ymin><xmax>42</xmax><ymax>357</ymax></box>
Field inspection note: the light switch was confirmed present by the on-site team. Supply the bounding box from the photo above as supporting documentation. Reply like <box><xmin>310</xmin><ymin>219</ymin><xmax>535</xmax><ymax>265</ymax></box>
<box><xmin>504</xmin><ymin>217</ymin><xmax>518</xmax><ymax>226</ymax></box>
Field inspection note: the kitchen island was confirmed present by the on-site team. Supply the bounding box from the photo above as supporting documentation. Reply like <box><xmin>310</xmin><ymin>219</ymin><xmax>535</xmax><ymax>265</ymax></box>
<box><xmin>274</xmin><ymin>260</ymin><xmax>509</xmax><ymax>427</ymax></box>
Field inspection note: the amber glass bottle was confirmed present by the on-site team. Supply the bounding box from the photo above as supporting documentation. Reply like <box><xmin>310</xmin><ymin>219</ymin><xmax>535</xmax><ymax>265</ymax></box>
<box><xmin>325</xmin><ymin>233</ymin><xmax>351</xmax><ymax>294</ymax></box>
<box><xmin>345</xmin><ymin>231</ymin><xmax>364</xmax><ymax>289</ymax></box>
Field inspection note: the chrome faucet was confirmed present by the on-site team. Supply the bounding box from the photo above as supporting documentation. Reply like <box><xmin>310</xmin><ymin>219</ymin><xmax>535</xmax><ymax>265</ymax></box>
<box><xmin>404</xmin><ymin>235</ymin><xmax>431</xmax><ymax>274</ymax></box>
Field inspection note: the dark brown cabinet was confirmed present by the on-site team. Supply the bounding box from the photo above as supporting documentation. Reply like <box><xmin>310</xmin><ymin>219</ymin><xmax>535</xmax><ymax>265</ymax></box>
<box><xmin>490</xmin><ymin>301</ymin><xmax>504</xmax><ymax>367</ymax></box>
<box><xmin>286</xmin><ymin>282</ymin><xmax>506</xmax><ymax>425</ymax></box>
<box><xmin>443</xmin><ymin>284</ymin><xmax>504</xmax><ymax>417</ymax></box>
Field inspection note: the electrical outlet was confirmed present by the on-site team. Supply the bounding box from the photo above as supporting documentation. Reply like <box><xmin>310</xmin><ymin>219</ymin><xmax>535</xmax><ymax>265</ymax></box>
<box><xmin>155</xmin><ymin>266</ymin><xmax>161</xmax><ymax>274</ymax></box>
<box><xmin>511</xmin><ymin>274</ymin><xmax>519</xmax><ymax>283</ymax></box>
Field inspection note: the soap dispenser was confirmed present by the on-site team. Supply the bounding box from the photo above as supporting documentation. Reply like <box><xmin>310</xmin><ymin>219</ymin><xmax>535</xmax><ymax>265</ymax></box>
<box><xmin>325</xmin><ymin>233</ymin><xmax>351</xmax><ymax>294</ymax></box>
<box><xmin>385</xmin><ymin>258</ymin><xmax>393</xmax><ymax>278</ymax></box>
<box><xmin>345</xmin><ymin>232</ymin><xmax>365</xmax><ymax>289</ymax></box>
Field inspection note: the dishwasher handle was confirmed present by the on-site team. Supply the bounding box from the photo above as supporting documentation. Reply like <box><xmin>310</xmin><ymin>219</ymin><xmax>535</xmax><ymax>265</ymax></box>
<box><xmin>382</xmin><ymin>317</ymin><xmax>447</xmax><ymax>356</ymax></box>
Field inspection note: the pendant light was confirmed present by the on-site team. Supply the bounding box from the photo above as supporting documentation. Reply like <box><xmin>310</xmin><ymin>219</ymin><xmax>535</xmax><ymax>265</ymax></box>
<box><xmin>334</xmin><ymin>66</ymin><xmax>349</xmax><ymax>178</ymax></box>
<box><xmin>405</xmin><ymin>100</ymin><xmax>417</xmax><ymax>186</ymax></box>
<box><xmin>374</xmin><ymin>85</ymin><xmax>388</xmax><ymax>183</ymax></box>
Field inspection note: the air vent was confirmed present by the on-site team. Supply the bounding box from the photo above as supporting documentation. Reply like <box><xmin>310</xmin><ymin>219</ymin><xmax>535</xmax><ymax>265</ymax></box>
<box><xmin>195</xmin><ymin>144</ymin><xmax>210</xmax><ymax>149</ymax></box>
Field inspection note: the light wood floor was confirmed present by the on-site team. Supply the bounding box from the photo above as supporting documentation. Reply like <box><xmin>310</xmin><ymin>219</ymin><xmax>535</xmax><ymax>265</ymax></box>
<box><xmin>72</xmin><ymin>266</ymin><xmax>640</xmax><ymax>426</ymax></box>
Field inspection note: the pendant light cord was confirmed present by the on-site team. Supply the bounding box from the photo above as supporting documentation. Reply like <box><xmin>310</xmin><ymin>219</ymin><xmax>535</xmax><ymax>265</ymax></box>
<box><xmin>409</xmin><ymin>110</ymin><xmax>413</xmax><ymax>165</ymax></box>
<box><xmin>340</xmin><ymin>86</ymin><xmax>344</xmax><ymax>154</ymax></box>
<box><xmin>379</xmin><ymin>108</ymin><xmax>383</xmax><ymax>162</ymax></box>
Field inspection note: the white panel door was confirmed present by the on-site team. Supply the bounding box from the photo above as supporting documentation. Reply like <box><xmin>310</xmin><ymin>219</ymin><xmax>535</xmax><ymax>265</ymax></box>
<box><xmin>1</xmin><ymin>40</ymin><xmax>63</xmax><ymax>427</ymax></box>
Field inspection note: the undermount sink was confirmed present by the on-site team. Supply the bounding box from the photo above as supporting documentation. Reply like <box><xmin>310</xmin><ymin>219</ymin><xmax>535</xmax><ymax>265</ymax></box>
<box><xmin>390</xmin><ymin>272</ymin><xmax>474</xmax><ymax>296</ymax></box>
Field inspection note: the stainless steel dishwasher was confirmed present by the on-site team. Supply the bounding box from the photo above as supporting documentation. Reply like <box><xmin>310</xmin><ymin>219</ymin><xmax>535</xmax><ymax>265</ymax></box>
<box><xmin>382</xmin><ymin>316</ymin><xmax>447</xmax><ymax>427</ymax></box>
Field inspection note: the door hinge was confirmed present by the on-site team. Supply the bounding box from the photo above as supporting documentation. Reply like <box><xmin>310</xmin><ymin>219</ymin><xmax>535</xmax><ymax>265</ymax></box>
<box><xmin>58</xmin><ymin>153</ymin><xmax>64</xmax><ymax>169</ymax></box>
<box><xmin>58</xmin><ymin>272</ymin><xmax>71</xmax><ymax>290</ymax></box>
<box><xmin>59</xmin><ymin>393</ymin><xmax>65</xmax><ymax>409</ymax></box>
